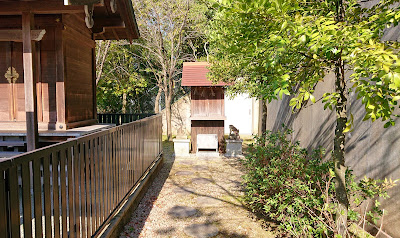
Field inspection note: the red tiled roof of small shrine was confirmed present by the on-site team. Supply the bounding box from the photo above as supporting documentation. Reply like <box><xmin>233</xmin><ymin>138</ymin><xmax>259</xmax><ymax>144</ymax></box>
<box><xmin>182</xmin><ymin>62</ymin><xmax>229</xmax><ymax>86</ymax></box>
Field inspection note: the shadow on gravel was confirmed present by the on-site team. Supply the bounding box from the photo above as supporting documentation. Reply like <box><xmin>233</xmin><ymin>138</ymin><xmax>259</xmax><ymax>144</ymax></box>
<box><xmin>169</xmin><ymin>156</ymin><xmax>246</xmax><ymax>209</ymax></box>
<box><xmin>125</xmin><ymin>141</ymin><xmax>176</xmax><ymax>238</ymax></box>
<box><xmin>122</xmin><ymin>142</ymin><xmax>278</xmax><ymax>237</ymax></box>
<box><xmin>168</xmin><ymin>155</ymin><xmax>282</xmax><ymax>237</ymax></box>
<box><xmin>162</xmin><ymin>208</ymin><xmax>250</xmax><ymax>238</ymax></box>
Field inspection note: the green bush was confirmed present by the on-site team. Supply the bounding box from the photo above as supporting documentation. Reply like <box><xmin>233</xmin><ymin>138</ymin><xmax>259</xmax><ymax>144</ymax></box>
<box><xmin>242</xmin><ymin>129</ymin><xmax>396</xmax><ymax>237</ymax></box>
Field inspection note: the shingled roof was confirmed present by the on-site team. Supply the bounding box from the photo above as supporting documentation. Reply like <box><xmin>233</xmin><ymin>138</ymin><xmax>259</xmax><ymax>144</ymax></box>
<box><xmin>181</xmin><ymin>62</ymin><xmax>229</xmax><ymax>87</ymax></box>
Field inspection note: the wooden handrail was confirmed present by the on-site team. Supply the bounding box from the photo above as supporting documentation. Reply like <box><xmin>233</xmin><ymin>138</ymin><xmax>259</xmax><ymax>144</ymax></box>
<box><xmin>0</xmin><ymin>114</ymin><xmax>162</xmax><ymax>238</ymax></box>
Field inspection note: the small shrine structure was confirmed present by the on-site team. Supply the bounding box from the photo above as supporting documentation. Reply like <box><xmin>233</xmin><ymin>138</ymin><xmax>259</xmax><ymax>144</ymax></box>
<box><xmin>181</xmin><ymin>62</ymin><xmax>228</xmax><ymax>153</ymax></box>
<box><xmin>0</xmin><ymin>0</ymin><xmax>139</xmax><ymax>150</ymax></box>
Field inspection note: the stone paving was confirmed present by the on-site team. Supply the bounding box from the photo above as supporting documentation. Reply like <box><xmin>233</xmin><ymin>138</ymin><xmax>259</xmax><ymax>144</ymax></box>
<box><xmin>120</xmin><ymin>142</ymin><xmax>275</xmax><ymax>238</ymax></box>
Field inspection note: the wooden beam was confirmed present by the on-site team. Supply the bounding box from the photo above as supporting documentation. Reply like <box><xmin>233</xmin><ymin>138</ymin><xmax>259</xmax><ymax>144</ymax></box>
<box><xmin>0</xmin><ymin>29</ymin><xmax>46</xmax><ymax>42</ymax></box>
<box><xmin>95</xmin><ymin>32</ymin><xmax>107</xmax><ymax>40</ymax></box>
<box><xmin>22</xmin><ymin>12</ymin><xmax>39</xmax><ymax>151</ymax></box>
<box><xmin>111</xmin><ymin>28</ymin><xmax>119</xmax><ymax>40</ymax></box>
<box><xmin>66</xmin><ymin>119</ymin><xmax>97</xmax><ymax>129</ymax></box>
<box><xmin>64</xmin><ymin>0</ymin><xmax>102</xmax><ymax>5</ymax></box>
<box><xmin>93</xmin><ymin>17</ymin><xmax>125</xmax><ymax>28</ymax></box>
<box><xmin>0</xmin><ymin>2</ymin><xmax>83</xmax><ymax>15</ymax></box>
<box><xmin>92</xmin><ymin>17</ymin><xmax>125</xmax><ymax>34</ymax></box>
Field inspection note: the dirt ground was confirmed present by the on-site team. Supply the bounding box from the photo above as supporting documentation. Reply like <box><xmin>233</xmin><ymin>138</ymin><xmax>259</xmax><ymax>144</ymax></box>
<box><xmin>119</xmin><ymin>141</ymin><xmax>276</xmax><ymax>238</ymax></box>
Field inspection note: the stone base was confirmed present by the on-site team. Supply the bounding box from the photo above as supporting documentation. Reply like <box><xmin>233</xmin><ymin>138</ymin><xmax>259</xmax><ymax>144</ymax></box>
<box><xmin>225</xmin><ymin>139</ymin><xmax>243</xmax><ymax>157</ymax></box>
<box><xmin>196</xmin><ymin>151</ymin><xmax>220</xmax><ymax>157</ymax></box>
<box><xmin>173</xmin><ymin>139</ymin><xmax>190</xmax><ymax>157</ymax></box>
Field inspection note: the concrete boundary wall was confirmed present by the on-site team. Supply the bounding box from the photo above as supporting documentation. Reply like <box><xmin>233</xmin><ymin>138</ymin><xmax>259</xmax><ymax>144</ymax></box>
<box><xmin>266</xmin><ymin>72</ymin><xmax>400</xmax><ymax>237</ymax></box>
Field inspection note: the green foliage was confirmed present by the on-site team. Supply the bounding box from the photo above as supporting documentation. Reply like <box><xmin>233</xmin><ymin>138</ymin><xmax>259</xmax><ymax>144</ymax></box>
<box><xmin>209</xmin><ymin>0</ymin><xmax>400</xmax><ymax>126</ymax></box>
<box><xmin>97</xmin><ymin>43</ymin><xmax>153</xmax><ymax>113</ymax></box>
<box><xmin>131</xmin><ymin>0</ymin><xmax>209</xmax><ymax>91</ymax></box>
<box><xmin>242</xmin><ymin>129</ymin><xmax>396</xmax><ymax>237</ymax></box>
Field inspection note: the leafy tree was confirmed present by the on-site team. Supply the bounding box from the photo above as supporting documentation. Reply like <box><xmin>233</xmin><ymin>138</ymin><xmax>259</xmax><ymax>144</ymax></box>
<box><xmin>97</xmin><ymin>42</ymin><xmax>149</xmax><ymax>113</ymax></box>
<box><xmin>209</xmin><ymin>0</ymin><xmax>400</xmax><ymax>235</ymax></box>
<box><xmin>131</xmin><ymin>0</ymin><xmax>209</xmax><ymax>140</ymax></box>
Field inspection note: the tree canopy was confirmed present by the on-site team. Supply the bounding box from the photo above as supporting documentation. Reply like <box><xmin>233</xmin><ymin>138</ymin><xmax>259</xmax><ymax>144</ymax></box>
<box><xmin>210</xmin><ymin>0</ymin><xmax>400</xmax><ymax>126</ymax></box>
<box><xmin>97</xmin><ymin>42</ymin><xmax>153</xmax><ymax>114</ymax></box>
<box><xmin>209</xmin><ymin>0</ymin><xmax>400</xmax><ymax>235</ymax></box>
<box><xmin>131</xmin><ymin>0</ymin><xmax>210</xmax><ymax>140</ymax></box>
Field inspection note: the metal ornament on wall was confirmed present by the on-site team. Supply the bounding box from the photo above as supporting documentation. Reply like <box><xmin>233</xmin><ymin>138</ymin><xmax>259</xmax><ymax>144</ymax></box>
<box><xmin>110</xmin><ymin>0</ymin><xmax>117</xmax><ymax>13</ymax></box>
<box><xmin>84</xmin><ymin>4</ymin><xmax>95</xmax><ymax>28</ymax></box>
<box><xmin>4</xmin><ymin>67</ymin><xmax>19</xmax><ymax>84</ymax></box>
<box><xmin>65</xmin><ymin>0</ymin><xmax>117</xmax><ymax>28</ymax></box>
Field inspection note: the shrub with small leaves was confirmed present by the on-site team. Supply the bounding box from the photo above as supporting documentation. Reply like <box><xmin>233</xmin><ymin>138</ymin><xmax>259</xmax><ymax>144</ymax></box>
<box><xmin>242</xmin><ymin>129</ymin><xmax>396</xmax><ymax>237</ymax></box>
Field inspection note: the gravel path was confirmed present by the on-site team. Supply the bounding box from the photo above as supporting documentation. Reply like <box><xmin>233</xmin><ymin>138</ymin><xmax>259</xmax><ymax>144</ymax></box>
<box><xmin>120</xmin><ymin>142</ymin><xmax>275</xmax><ymax>238</ymax></box>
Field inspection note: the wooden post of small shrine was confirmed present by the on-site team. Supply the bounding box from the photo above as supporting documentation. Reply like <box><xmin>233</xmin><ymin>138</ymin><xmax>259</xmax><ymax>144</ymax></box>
<box><xmin>22</xmin><ymin>12</ymin><xmax>39</xmax><ymax>151</ymax></box>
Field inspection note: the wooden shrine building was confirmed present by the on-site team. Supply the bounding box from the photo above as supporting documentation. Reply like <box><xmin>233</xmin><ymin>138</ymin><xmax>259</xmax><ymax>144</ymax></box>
<box><xmin>182</xmin><ymin>62</ymin><xmax>228</xmax><ymax>153</ymax></box>
<box><xmin>0</xmin><ymin>0</ymin><xmax>139</xmax><ymax>150</ymax></box>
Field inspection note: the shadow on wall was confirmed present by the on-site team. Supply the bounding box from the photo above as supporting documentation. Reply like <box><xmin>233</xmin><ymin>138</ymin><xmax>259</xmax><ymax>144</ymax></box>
<box><xmin>266</xmin><ymin>78</ymin><xmax>400</xmax><ymax>237</ymax></box>
<box><xmin>161</xmin><ymin>94</ymin><xmax>191</xmax><ymax>136</ymax></box>
<box><xmin>268</xmin><ymin>93</ymin><xmax>336</xmax><ymax>156</ymax></box>
<box><xmin>270</xmin><ymin>94</ymin><xmax>297</xmax><ymax>133</ymax></box>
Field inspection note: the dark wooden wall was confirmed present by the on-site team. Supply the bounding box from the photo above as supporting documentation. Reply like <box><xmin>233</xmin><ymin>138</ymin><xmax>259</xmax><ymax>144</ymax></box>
<box><xmin>39</xmin><ymin>21</ymin><xmax>59</xmax><ymax>125</ymax></box>
<box><xmin>0</xmin><ymin>42</ymin><xmax>9</xmax><ymax>121</ymax></box>
<box><xmin>63</xmin><ymin>14</ymin><xmax>96</xmax><ymax>125</ymax></box>
<box><xmin>0</xmin><ymin>15</ymin><xmax>67</xmax><ymax>129</ymax></box>
<box><xmin>191</xmin><ymin>120</ymin><xmax>224</xmax><ymax>153</ymax></box>
<box><xmin>191</xmin><ymin>87</ymin><xmax>224</xmax><ymax>118</ymax></box>
<box><xmin>0</xmin><ymin>14</ymin><xmax>96</xmax><ymax>130</ymax></box>
<box><xmin>0</xmin><ymin>42</ymin><xmax>24</xmax><ymax>122</ymax></box>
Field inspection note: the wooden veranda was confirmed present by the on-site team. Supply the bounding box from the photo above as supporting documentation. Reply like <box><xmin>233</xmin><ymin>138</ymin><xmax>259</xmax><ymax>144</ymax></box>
<box><xmin>0</xmin><ymin>0</ymin><xmax>139</xmax><ymax>151</ymax></box>
<box><xmin>0</xmin><ymin>1</ymin><xmax>165</xmax><ymax>238</ymax></box>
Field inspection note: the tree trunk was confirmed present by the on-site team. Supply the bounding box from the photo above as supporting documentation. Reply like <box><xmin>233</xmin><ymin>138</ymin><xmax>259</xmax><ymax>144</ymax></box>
<box><xmin>334</xmin><ymin>57</ymin><xmax>349</xmax><ymax>236</ymax></box>
<box><xmin>122</xmin><ymin>92</ymin><xmax>127</xmax><ymax>114</ymax></box>
<box><xmin>96</xmin><ymin>40</ymin><xmax>111</xmax><ymax>85</ymax></box>
<box><xmin>164</xmin><ymin>91</ymin><xmax>172</xmax><ymax>141</ymax></box>
<box><xmin>334</xmin><ymin>0</ymin><xmax>349</xmax><ymax>236</ymax></box>
<box><xmin>154</xmin><ymin>87</ymin><xmax>162</xmax><ymax>113</ymax></box>
<box><xmin>258</xmin><ymin>98</ymin><xmax>267</xmax><ymax>135</ymax></box>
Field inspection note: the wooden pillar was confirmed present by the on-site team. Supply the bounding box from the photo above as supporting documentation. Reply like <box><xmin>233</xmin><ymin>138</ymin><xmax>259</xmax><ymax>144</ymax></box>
<box><xmin>22</xmin><ymin>12</ymin><xmax>39</xmax><ymax>151</ymax></box>
<box><xmin>55</xmin><ymin>27</ymin><xmax>66</xmax><ymax>130</ymax></box>
<box><xmin>92</xmin><ymin>41</ymin><xmax>97</xmax><ymax>122</ymax></box>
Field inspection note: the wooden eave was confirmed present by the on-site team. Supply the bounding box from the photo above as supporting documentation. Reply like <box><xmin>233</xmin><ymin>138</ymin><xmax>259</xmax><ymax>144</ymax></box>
<box><xmin>0</xmin><ymin>0</ymin><xmax>139</xmax><ymax>41</ymax></box>
<box><xmin>0</xmin><ymin>1</ymin><xmax>84</xmax><ymax>15</ymax></box>
<box><xmin>92</xmin><ymin>0</ymin><xmax>139</xmax><ymax>40</ymax></box>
